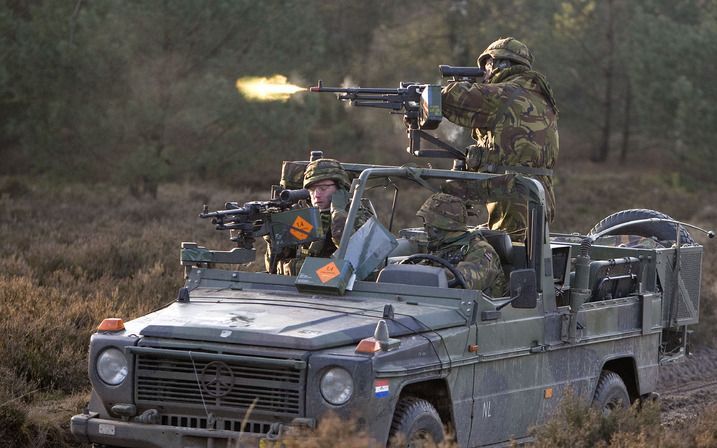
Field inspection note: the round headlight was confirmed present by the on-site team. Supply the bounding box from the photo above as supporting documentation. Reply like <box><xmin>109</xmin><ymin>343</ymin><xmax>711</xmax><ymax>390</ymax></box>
<box><xmin>320</xmin><ymin>367</ymin><xmax>353</xmax><ymax>405</ymax></box>
<box><xmin>96</xmin><ymin>348</ymin><xmax>128</xmax><ymax>386</ymax></box>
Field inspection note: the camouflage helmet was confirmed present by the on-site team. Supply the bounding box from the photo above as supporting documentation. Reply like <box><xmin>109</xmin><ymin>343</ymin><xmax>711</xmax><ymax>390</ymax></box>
<box><xmin>417</xmin><ymin>193</ymin><xmax>468</xmax><ymax>231</ymax></box>
<box><xmin>478</xmin><ymin>37</ymin><xmax>534</xmax><ymax>68</ymax></box>
<box><xmin>303</xmin><ymin>158</ymin><xmax>351</xmax><ymax>190</ymax></box>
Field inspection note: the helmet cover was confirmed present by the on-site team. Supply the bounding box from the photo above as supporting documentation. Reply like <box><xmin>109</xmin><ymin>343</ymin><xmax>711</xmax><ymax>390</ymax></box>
<box><xmin>478</xmin><ymin>37</ymin><xmax>534</xmax><ymax>68</ymax></box>
<box><xmin>417</xmin><ymin>193</ymin><xmax>468</xmax><ymax>231</ymax></box>
<box><xmin>303</xmin><ymin>158</ymin><xmax>351</xmax><ymax>190</ymax></box>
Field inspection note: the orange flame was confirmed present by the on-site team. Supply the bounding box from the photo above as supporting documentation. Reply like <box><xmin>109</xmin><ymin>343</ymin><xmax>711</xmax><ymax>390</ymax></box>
<box><xmin>235</xmin><ymin>75</ymin><xmax>306</xmax><ymax>101</ymax></box>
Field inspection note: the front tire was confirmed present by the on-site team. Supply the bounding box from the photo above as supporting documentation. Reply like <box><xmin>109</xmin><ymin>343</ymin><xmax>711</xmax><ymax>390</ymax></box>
<box><xmin>592</xmin><ymin>370</ymin><xmax>630</xmax><ymax>415</ymax></box>
<box><xmin>388</xmin><ymin>397</ymin><xmax>445</xmax><ymax>448</ymax></box>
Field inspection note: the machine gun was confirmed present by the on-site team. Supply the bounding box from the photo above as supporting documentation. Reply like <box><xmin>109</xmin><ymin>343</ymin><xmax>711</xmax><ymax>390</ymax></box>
<box><xmin>310</xmin><ymin>65</ymin><xmax>485</xmax><ymax>162</ymax></box>
<box><xmin>200</xmin><ymin>188</ymin><xmax>323</xmax><ymax>272</ymax></box>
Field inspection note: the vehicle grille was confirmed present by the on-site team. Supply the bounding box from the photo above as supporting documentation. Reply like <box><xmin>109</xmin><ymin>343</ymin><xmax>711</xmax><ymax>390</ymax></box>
<box><xmin>134</xmin><ymin>349</ymin><xmax>304</xmax><ymax>417</ymax></box>
<box><xmin>160</xmin><ymin>414</ymin><xmax>272</xmax><ymax>434</ymax></box>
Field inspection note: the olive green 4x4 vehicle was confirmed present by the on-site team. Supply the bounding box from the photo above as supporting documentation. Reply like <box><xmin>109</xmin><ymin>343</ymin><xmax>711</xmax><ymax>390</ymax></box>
<box><xmin>72</xmin><ymin>163</ymin><xmax>710</xmax><ymax>448</ymax></box>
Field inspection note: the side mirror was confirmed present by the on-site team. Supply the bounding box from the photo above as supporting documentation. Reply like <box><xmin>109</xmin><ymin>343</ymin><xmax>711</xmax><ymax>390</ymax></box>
<box><xmin>501</xmin><ymin>269</ymin><xmax>538</xmax><ymax>310</ymax></box>
<box><xmin>482</xmin><ymin>269</ymin><xmax>538</xmax><ymax>320</ymax></box>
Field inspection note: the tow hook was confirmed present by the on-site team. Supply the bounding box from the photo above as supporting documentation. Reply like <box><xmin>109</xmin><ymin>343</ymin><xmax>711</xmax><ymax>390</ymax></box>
<box><xmin>265</xmin><ymin>422</ymin><xmax>284</xmax><ymax>441</ymax></box>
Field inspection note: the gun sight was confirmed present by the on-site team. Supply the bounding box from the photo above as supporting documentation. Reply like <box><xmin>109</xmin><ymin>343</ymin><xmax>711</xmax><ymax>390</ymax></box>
<box><xmin>439</xmin><ymin>65</ymin><xmax>486</xmax><ymax>79</ymax></box>
<box><xmin>279</xmin><ymin>188</ymin><xmax>310</xmax><ymax>203</ymax></box>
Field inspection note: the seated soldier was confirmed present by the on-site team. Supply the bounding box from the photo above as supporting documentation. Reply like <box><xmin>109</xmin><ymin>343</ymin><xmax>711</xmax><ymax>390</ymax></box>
<box><xmin>417</xmin><ymin>193</ymin><xmax>506</xmax><ymax>296</ymax></box>
<box><xmin>273</xmin><ymin>158</ymin><xmax>370</xmax><ymax>275</ymax></box>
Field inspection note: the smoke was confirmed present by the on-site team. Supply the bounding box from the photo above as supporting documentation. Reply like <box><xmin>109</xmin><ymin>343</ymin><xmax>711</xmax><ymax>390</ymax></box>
<box><xmin>440</xmin><ymin>121</ymin><xmax>470</xmax><ymax>144</ymax></box>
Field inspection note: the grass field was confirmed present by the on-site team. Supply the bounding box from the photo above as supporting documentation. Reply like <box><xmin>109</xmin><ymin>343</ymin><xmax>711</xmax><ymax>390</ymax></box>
<box><xmin>1</xmin><ymin>163</ymin><xmax>715</xmax><ymax>447</ymax></box>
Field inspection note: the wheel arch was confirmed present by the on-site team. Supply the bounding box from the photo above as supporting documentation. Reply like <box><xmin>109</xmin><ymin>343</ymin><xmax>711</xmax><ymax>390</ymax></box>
<box><xmin>601</xmin><ymin>356</ymin><xmax>639</xmax><ymax>402</ymax></box>
<box><xmin>396</xmin><ymin>378</ymin><xmax>454</xmax><ymax>433</ymax></box>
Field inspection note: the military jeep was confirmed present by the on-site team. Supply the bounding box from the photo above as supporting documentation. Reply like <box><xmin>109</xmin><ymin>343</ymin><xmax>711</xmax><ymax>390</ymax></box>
<box><xmin>71</xmin><ymin>163</ymin><xmax>707</xmax><ymax>447</ymax></box>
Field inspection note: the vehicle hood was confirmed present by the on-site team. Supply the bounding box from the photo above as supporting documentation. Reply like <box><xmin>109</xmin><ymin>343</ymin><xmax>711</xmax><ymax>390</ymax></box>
<box><xmin>126</xmin><ymin>286</ymin><xmax>467</xmax><ymax>350</ymax></box>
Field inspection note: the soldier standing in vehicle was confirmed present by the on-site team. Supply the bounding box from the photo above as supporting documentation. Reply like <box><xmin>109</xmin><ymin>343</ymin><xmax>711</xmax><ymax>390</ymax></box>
<box><xmin>273</xmin><ymin>158</ymin><xmax>370</xmax><ymax>275</ymax></box>
<box><xmin>442</xmin><ymin>37</ymin><xmax>559</xmax><ymax>241</ymax></box>
<box><xmin>417</xmin><ymin>193</ymin><xmax>506</xmax><ymax>296</ymax></box>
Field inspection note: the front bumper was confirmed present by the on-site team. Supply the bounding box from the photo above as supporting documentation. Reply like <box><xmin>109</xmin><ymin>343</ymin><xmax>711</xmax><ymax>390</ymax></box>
<box><xmin>70</xmin><ymin>413</ymin><xmax>288</xmax><ymax>448</ymax></box>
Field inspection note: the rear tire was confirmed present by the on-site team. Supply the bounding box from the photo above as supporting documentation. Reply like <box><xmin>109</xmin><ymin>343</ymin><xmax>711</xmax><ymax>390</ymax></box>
<box><xmin>388</xmin><ymin>397</ymin><xmax>445</xmax><ymax>448</ymax></box>
<box><xmin>589</xmin><ymin>209</ymin><xmax>694</xmax><ymax>245</ymax></box>
<box><xmin>592</xmin><ymin>370</ymin><xmax>630</xmax><ymax>416</ymax></box>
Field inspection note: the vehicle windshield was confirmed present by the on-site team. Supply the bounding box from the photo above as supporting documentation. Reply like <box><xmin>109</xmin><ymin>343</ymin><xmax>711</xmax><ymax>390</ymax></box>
<box><xmin>337</xmin><ymin>165</ymin><xmax>539</xmax><ymax>254</ymax></box>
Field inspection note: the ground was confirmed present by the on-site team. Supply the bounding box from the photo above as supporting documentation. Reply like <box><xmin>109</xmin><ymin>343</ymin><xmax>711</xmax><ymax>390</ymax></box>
<box><xmin>659</xmin><ymin>345</ymin><xmax>717</xmax><ymax>427</ymax></box>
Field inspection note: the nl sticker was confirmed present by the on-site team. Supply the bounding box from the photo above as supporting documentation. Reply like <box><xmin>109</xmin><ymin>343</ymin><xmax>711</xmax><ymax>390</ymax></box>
<box><xmin>374</xmin><ymin>379</ymin><xmax>389</xmax><ymax>398</ymax></box>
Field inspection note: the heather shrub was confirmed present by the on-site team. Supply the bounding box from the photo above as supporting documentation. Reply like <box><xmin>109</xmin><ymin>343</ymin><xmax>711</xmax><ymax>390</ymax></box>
<box><xmin>531</xmin><ymin>392</ymin><xmax>661</xmax><ymax>448</ymax></box>
<box><xmin>662</xmin><ymin>404</ymin><xmax>717</xmax><ymax>448</ymax></box>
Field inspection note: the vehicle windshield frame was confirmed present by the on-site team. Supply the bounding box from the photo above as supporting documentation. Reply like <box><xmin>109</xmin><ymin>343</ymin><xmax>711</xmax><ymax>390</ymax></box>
<box><xmin>335</xmin><ymin>164</ymin><xmax>548</xmax><ymax>281</ymax></box>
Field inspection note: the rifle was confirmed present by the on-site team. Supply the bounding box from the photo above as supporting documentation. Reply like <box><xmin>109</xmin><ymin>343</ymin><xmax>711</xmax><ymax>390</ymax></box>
<box><xmin>309</xmin><ymin>65</ymin><xmax>485</xmax><ymax>161</ymax></box>
<box><xmin>310</xmin><ymin>83</ymin><xmax>462</xmax><ymax>161</ymax></box>
<box><xmin>200</xmin><ymin>188</ymin><xmax>322</xmax><ymax>272</ymax></box>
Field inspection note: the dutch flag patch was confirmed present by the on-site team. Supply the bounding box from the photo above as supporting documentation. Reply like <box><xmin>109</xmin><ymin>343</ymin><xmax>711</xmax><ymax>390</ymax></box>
<box><xmin>374</xmin><ymin>379</ymin><xmax>389</xmax><ymax>398</ymax></box>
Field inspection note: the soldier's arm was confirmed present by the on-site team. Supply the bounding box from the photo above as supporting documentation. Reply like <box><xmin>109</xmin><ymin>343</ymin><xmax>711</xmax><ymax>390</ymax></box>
<box><xmin>456</xmin><ymin>242</ymin><xmax>506</xmax><ymax>295</ymax></box>
<box><xmin>441</xmin><ymin>81</ymin><xmax>505</xmax><ymax>129</ymax></box>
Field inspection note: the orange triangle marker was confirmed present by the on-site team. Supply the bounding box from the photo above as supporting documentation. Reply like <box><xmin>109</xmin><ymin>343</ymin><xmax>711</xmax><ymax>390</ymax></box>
<box><xmin>290</xmin><ymin>216</ymin><xmax>313</xmax><ymax>241</ymax></box>
<box><xmin>316</xmin><ymin>262</ymin><xmax>340</xmax><ymax>283</ymax></box>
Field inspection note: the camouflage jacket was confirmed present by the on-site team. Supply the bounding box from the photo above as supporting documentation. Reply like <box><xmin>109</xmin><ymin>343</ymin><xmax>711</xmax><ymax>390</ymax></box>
<box><xmin>442</xmin><ymin>68</ymin><xmax>559</xmax><ymax>239</ymax></box>
<box><xmin>431</xmin><ymin>230</ymin><xmax>506</xmax><ymax>296</ymax></box>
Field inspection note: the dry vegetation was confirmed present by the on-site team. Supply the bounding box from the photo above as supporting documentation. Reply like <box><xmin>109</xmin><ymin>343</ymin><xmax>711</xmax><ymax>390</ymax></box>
<box><xmin>0</xmin><ymin>162</ymin><xmax>715</xmax><ymax>447</ymax></box>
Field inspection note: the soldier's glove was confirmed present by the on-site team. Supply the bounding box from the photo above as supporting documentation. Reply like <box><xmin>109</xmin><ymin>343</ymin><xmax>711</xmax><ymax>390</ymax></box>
<box><xmin>330</xmin><ymin>188</ymin><xmax>350</xmax><ymax>213</ymax></box>
<box><xmin>330</xmin><ymin>189</ymin><xmax>351</xmax><ymax>246</ymax></box>
<box><xmin>465</xmin><ymin>145</ymin><xmax>484</xmax><ymax>171</ymax></box>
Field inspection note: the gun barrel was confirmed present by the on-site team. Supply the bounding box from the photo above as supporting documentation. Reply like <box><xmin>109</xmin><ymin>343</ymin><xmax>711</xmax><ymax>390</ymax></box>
<box><xmin>199</xmin><ymin>206</ymin><xmax>251</xmax><ymax>219</ymax></box>
<box><xmin>439</xmin><ymin>65</ymin><xmax>485</xmax><ymax>79</ymax></box>
<box><xmin>310</xmin><ymin>84</ymin><xmax>402</xmax><ymax>95</ymax></box>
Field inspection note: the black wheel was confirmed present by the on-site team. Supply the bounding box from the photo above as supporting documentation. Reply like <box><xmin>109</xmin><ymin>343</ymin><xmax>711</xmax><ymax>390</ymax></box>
<box><xmin>589</xmin><ymin>209</ymin><xmax>694</xmax><ymax>245</ymax></box>
<box><xmin>400</xmin><ymin>254</ymin><xmax>468</xmax><ymax>289</ymax></box>
<box><xmin>388</xmin><ymin>397</ymin><xmax>445</xmax><ymax>448</ymax></box>
<box><xmin>592</xmin><ymin>370</ymin><xmax>630</xmax><ymax>415</ymax></box>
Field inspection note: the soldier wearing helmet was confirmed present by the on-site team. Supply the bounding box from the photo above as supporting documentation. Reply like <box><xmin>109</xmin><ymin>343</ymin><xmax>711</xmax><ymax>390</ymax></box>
<box><xmin>442</xmin><ymin>37</ymin><xmax>559</xmax><ymax>241</ymax></box>
<box><xmin>271</xmin><ymin>158</ymin><xmax>370</xmax><ymax>275</ymax></box>
<box><xmin>417</xmin><ymin>193</ymin><xmax>506</xmax><ymax>296</ymax></box>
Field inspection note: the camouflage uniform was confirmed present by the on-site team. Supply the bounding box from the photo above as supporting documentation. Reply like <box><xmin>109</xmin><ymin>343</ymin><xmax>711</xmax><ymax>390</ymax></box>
<box><xmin>417</xmin><ymin>193</ymin><xmax>506</xmax><ymax>296</ymax></box>
<box><xmin>273</xmin><ymin>159</ymin><xmax>370</xmax><ymax>276</ymax></box>
<box><xmin>442</xmin><ymin>37</ymin><xmax>559</xmax><ymax>240</ymax></box>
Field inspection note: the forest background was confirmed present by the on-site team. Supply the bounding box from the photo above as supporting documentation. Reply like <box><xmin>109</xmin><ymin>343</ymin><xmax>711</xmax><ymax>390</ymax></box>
<box><xmin>1</xmin><ymin>0</ymin><xmax>717</xmax><ymax>447</ymax></box>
